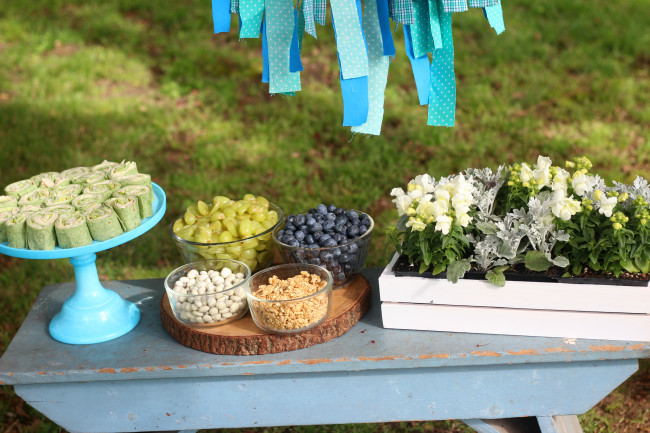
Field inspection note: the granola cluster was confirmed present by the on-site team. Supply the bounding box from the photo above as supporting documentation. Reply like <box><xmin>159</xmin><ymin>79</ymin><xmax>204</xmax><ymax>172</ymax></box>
<box><xmin>252</xmin><ymin>271</ymin><xmax>329</xmax><ymax>331</ymax></box>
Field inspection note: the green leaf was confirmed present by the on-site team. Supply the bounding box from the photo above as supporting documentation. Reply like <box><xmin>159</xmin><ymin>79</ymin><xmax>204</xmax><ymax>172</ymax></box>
<box><xmin>432</xmin><ymin>263</ymin><xmax>446</xmax><ymax>276</ymax></box>
<box><xmin>486</xmin><ymin>269</ymin><xmax>506</xmax><ymax>287</ymax></box>
<box><xmin>446</xmin><ymin>260</ymin><xmax>471</xmax><ymax>284</ymax></box>
<box><xmin>635</xmin><ymin>256</ymin><xmax>650</xmax><ymax>273</ymax></box>
<box><xmin>418</xmin><ymin>262</ymin><xmax>429</xmax><ymax>274</ymax></box>
<box><xmin>620</xmin><ymin>259</ymin><xmax>640</xmax><ymax>274</ymax></box>
<box><xmin>525</xmin><ymin>251</ymin><xmax>553</xmax><ymax>272</ymax></box>
<box><xmin>551</xmin><ymin>255</ymin><xmax>570</xmax><ymax>268</ymax></box>
<box><xmin>476</xmin><ymin>222</ymin><xmax>498</xmax><ymax>235</ymax></box>
<box><xmin>572</xmin><ymin>263</ymin><xmax>583</xmax><ymax>276</ymax></box>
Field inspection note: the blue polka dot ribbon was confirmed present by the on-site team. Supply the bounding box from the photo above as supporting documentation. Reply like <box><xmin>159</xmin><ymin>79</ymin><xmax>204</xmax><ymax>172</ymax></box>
<box><xmin>404</xmin><ymin>25</ymin><xmax>430</xmax><ymax>106</ymax></box>
<box><xmin>332</xmin><ymin>0</ymin><xmax>369</xmax><ymax>126</ymax></box>
<box><xmin>330</xmin><ymin>0</ymin><xmax>369</xmax><ymax>79</ymax></box>
<box><xmin>427</xmin><ymin>0</ymin><xmax>456</xmax><ymax>127</ymax></box>
<box><xmin>239</xmin><ymin>0</ymin><xmax>264</xmax><ymax>38</ymax></box>
<box><xmin>352</xmin><ymin>0</ymin><xmax>392</xmax><ymax>135</ymax></box>
<box><xmin>266</xmin><ymin>0</ymin><xmax>301</xmax><ymax>94</ymax></box>
<box><xmin>484</xmin><ymin>0</ymin><xmax>505</xmax><ymax>34</ymax></box>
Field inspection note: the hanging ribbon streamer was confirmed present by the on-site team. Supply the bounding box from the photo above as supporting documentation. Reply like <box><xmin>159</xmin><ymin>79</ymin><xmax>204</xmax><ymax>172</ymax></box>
<box><xmin>212</xmin><ymin>0</ymin><xmax>232</xmax><ymax>33</ymax></box>
<box><xmin>411</xmin><ymin>0</ymin><xmax>434</xmax><ymax>58</ymax></box>
<box><xmin>376</xmin><ymin>0</ymin><xmax>396</xmax><ymax>57</ymax></box>
<box><xmin>428</xmin><ymin>0</ymin><xmax>443</xmax><ymax>49</ymax></box>
<box><xmin>262</xmin><ymin>17</ymin><xmax>269</xmax><ymax>83</ymax></box>
<box><xmin>388</xmin><ymin>0</ymin><xmax>415</xmax><ymax>25</ymax></box>
<box><xmin>484</xmin><ymin>0</ymin><xmax>505</xmax><ymax>35</ymax></box>
<box><xmin>239</xmin><ymin>0</ymin><xmax>265</xmax><ymax>38</ymax></box>
<box><xmin>266</xmin><ymin>0</ymin><xmax>301</xmax><ymax>93</ymax></box>
<box><xmin>314</xmin><ymin>0</ymin><xmax>327</xmax><ymax>26</ymax></box>
<box><xmin>330</xmin><ymin>0</ymin><xmax>369</xmax><ymax>79</ymax></box>
<box><xmin>230</xmin><ymin>0</ymin><xmax>239</xmax><ymax>14</ymax></box>
<box><xmin>404</xmin><ymin>25</ymin><xmax>430</xmax><ymax>106</ymax></box>
<box><xmin>332</xmin><ymin>0</ymin><xmax>369</xmax><ymax>126</ymax></box>
<box><xmin>352</xmin><ymin>0</ymin><xmax>391</xmax><ymax>135</ymax></box>
<box><xmin>290</xmin><ymin>9</ymin><xmax>304</xmax><ymax>73</ymax></box>
<box><xmin>302</xmin><ymin>0</ymin><xmax>317</xmax><ymax>38</ymax></box>
<box><xmin>427</xmin><ymin>0</ymin><xmax>456</xmax><ymax>127</ymax></box>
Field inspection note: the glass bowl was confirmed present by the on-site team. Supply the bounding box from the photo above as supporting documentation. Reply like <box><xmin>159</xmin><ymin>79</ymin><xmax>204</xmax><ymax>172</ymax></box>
<box><xmin>170</xmin><ymin>202</ymin><xmax>283</xmax><ymax>273</ymax></box>
<box><xmin>164</xmin><ymin>259</ymin><xmax>251</xmax><ymax>327</ymax></box>
<box><xmin>245</xmin><ymin>263</ymin><xmax>333</xmax><ymax>334</ymax></box>
<box><xmin>272</xmin><ymin>209</ymin><xmax>373</xmax><ymax>288</ymax></box>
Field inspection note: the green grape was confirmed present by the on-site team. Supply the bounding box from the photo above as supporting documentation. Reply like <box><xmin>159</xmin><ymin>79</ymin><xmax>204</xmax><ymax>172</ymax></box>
<box><xmin>236</xmin><ymin>201</ymin><xmax>251</xmax><ymax>215</ymax></box>
<box><xmin>213</xmin><ymin>196</ymin><xmax>231</xmax><ymax>208</ymax></box>
<box><xmin>256</xmin><ymin>251</ymin><xmax>270</xmax><ymax>265</ymax></box>
<box><xmin>256</xmin><ymin>196</ymin><xmax>269</xmax><ymax>207</ymax></box>
<box><xmin>222</xmin><ymin>206</ymin><xmax>236</xmax><ymax>218</ymax></box>
<box><xmin>209</xmin><ymin>220</ymin><xmax>222</xmax><ymax>232</ymax></box>
<box><xmin>195</xmin><ymin>225</ymin><xmax>212</xmax><ymax>238</ymax></box>
<box><xmin>183</xmin><ymin>211</ymin><xmax>196</xmax><ymax>225</ymax></box>
<box><xmin>172</xmin><ymin>219</ymin><xmax>185</xmax><ymax>233</ymax></box>
<box><xmin>187</xmin><ymin>204</ymin><xmax>199</xmax><ymax>216</ymax></box>
<box><xmin>242</xmin><ymin>193</ymin><xmax>256</xmax><ymax>201</ymax></box>
<box><xmin>267</xmin><ymin>210</ymin><xmax>279</xmax><ymax>224</ymax></box>
<box><xmin>177</xmin><ymin>225</ymin><xmax>195</xmax><ymax>240</ymax></box>
<box><xmin>194</xmin><ymin>233</ymin><xmax>212</xmax><ymax>243</ymax></box>
<box><xmin>210</xmin><ymin>211</ymin><xmax>225</xmax><ymax>222</ymax></box>
<box><xmin>197</xmin><ymin>200</ymin><xmax>210</xmax><ymax>216</ymax></box>
<box><xmin>226</xmin><ymin>244</ymin><xmax>243</xmax><ymax>255</ymax></box>
<box><xmin>196</xmin><ymin>216</ymin><xmax>211</xmax><ymax>225</ymax></box>
<box><xmin>239</xmin><ymin>219</ymin><xmax>254</xmax><ymax>238</ymax></box>
<box><xmin>240</xmin><ymin>258</ymin><xmax>258</xmax><ymax>271</ymax></box>
<box><xmin>241</xmin><ymin>238</ymin><xmax>259</xmax><ymax>249</ymax></box>
<box><xmin>218</xmin><ymin>231</ymin><xmax>234</xmax><ymax>242</ymax></box>
<box><xmin>251</xmin><ymin>220</ymin><xmax>266</xmax><ymax>235</ymax></box>
<box><xmin>224</xmin><ymin>218</ymin><xmax>239</xmax><ymax>237</ymax></box>
<box><xmin>255</xmin><ymin>242</ymin><xmax>268</xmax><ymax>251</ymax></box>
<box><xmin>216</xmin><ymin>253</ymin><xmax>234</xmax><ymax>260</ymax></box>
<box><xmin>240</xmin><ymin>248</ymin><xmax>257</xmax><ymax>260</ymax></box>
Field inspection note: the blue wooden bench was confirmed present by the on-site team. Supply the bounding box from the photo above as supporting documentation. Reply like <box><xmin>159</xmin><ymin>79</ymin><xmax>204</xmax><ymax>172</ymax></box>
<box><xmin>1</xmin><ymin>268</ymin><xmax>648</xmax><ymax>433</ymax></box>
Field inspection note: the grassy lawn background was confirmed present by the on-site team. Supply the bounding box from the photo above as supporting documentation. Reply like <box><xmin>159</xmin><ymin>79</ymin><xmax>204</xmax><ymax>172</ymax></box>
<box><xmin>1</xmin><ymin>0</ymin><xmax>649</xmax><ymax>431</ymax></box>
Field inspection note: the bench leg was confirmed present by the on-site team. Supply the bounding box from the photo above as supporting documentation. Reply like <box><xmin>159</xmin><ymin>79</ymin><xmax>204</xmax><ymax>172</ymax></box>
<box><xmin>462</xmin><ymin>415</ymin><xmax>583</xmax><ymax>433</ymax></box>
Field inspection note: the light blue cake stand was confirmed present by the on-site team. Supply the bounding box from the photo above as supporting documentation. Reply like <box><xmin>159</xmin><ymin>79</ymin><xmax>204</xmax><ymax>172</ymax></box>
<box><xmin>0</xmin><ymin>183</ymin><xmax>166</xmax><ymax>345</ymax></box>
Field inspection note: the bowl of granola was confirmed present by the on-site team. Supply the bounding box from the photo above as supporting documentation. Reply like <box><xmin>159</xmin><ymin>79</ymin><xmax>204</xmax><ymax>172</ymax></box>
<box><xmin>244</xmin><ymin>263</ymin><xmax>333</xmax><ymax>334</ymax></box>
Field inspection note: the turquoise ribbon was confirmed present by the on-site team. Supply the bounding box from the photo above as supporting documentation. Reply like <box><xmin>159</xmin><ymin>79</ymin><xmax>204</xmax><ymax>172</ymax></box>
<box><xmin>239</xmin><ymin>0</ymin><xmax>265</xmax><ymax>38</ymax></box>
<box><xmin>332</xmin><ymin>0</ymin><xmax>369</xmax><ymax>126</ymax></box>
<box><xmin>404</xmin><ymin>25</ymin><xmax>430</xmax><ymax>106</ymax></box>
<box><xmin>290</xmin><ymin>9</ymin><xmax>304</xmax><ymax>73</ymax></box>
<box><xmin>330</xmin><ymin>0</ymin><xmax>369</xmax><ymax>79</ymax></box>
<box><xmin>266</xmin><ymin>0</ymin><xmax>301</xmax><ymax>93</ymax></box>
<box><xmin>427</xmin><ymin>0</ymin><xmax>455</xmax><ymax>127</ymax></box>
<box><xmin>212</xmin><ymin>0</ymin><xmax>231</xmax><ymax>33</ymax></box>
<box><xmin>352</xmin><ymin>0</ymin><xmax>391</xmax><ymax>134</ymax></box>
<box><xmin>410</xmin><ymin>0</ymin><xmax>433</xmax><ymax>58</ymax></box>
<box><xmin>484</xmin><ymin>1</ymin><xmax>505</xmax><ymax>34</ymax></box>
<box><xmin>262</xmin><ymin>17</ymin><xmax>269</xmax><ymax>83</ymax></box>
<box><xmin>428</xmin><ymin>0</ymin><xmax>443</xmax><ymax>49</ymax></box>
<box><xmin>376</xmin><ymin>0</ymin><xmax>395</xmax><ymax>57</ymax></box>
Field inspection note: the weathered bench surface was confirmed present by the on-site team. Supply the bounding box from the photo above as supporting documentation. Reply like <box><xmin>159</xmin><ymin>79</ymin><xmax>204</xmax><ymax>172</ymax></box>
<box><xmin>1</xmin><ymin>268</ymin><xmax>648</xmax><ymax>433</ymax></box>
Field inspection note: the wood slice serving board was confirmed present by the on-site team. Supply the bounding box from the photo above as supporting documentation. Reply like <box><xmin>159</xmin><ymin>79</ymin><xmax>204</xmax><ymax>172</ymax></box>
<box><xmin>160</xmin><ymin>274</ymin><xmax>372</xmax><ymax>355</ymax></box>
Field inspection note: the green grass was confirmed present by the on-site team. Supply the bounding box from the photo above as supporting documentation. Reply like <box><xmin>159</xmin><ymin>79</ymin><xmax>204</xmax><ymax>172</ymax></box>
<box><xmin>1</xmin><ymin>0</ymin><xmax>649</xmax><ymax>431</ymax></box>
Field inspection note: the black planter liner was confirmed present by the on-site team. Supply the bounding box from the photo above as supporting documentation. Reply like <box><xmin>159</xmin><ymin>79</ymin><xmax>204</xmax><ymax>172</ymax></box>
<box><xmin>391</xmin><ymin>254</ymin><xmax>649</xmax><ymax>287</ymax></box>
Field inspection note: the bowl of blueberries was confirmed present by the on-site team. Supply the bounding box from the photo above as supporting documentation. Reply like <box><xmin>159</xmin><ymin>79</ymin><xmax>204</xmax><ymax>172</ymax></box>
<box><xmin>272</xmin><ymin>204</ymin><xmax>373</xmax><ymax>288</ymax></box>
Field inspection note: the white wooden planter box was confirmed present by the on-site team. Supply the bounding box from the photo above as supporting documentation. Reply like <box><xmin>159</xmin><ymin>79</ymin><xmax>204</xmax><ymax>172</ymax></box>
<box><xmin>379</xmin><ymin>253</ymin><xmax>650</xmax><ymax>341</ymax></box>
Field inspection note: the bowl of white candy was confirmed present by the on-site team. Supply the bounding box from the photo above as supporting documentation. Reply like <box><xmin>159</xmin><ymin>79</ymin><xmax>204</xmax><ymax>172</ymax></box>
<box><xmin>164</xmin><ymin>259</ymin><xmax>251</xmax><ymax>327</ymax></box>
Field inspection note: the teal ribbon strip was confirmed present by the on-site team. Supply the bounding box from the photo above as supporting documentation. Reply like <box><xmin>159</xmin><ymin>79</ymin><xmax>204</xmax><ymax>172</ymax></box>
<box><xmin>404</xmin><ymin>25</ymin><xmax>430</xmax><ymax>106</ymax></box>
<box><xmin>351</xmin><ymin>0</ymin><xmax>391</xmax><ymax>135</ymax></box>
<box><xmin>428</xmin><ymin>0</ymin><xmax>442</xmax><ymax>49</ymax></box>
<box><xmin>330</xmin><ymin>0</ymin><xmax>369</xmax><ymax>79</ymax></box>
<box><xmin>376</xmin><ymin>0</ymin><xmax>396</xmax><ymax>56</ymax></box>
<box><xmin>298</xmin><ymin>0</ymin><xmax>306</xmax><ymax>52</ymax></box>
<box><xmin>266</xmin><ymin>0</ymin><xmax>301</xmax><ymax>93</ymax></box>
<box><xmin>212</xmin><ymin>0</ymin><xmax>231</xmax><ymax>33</ymax></box>
<box><xmin>484</xmin><ymin>1</ymin><xmax>505</xmax><ymax>34</ymax></box>
<box><xmin>290</xmin><ymin>9</ymin><xmax>304</xmax><ymax>72</ymax></box>
<box><xmin>427</xmin><ymin>0</ymin><xmax>455</xmax><ymax>127</ymax></box>
<box><xmin>262</xmin><ymin>17</ymin><xmax>269</xmax><ymax>83</ymax></box>
<box><xmin>239</xmin><ymin>0</ymin><xmax>265</xmax><ymax>38</ymax></box>
<box><xmin>410</xmin><ymin>0</ymin><xmax>433</xmax><ymax>58</ymax></box>
<box><xmin>332</xmin><ymin>0</ymin><xmax>369</xmax><ymax>126</ymax></box>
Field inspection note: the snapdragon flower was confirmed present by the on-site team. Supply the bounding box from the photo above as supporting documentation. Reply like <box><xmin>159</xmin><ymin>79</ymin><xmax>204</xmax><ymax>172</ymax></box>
<box><xmin>593</xmin><ymin>189</ymin><xmax>617</xmax><ymax>217</ymax></box>
<box><xmin>571</xmin><ymin>173</ymin><xmax>598</xmax><ymax>197</ymax></box>
<box><xmin>549</xmin><ymin>190</ymin><xmax>581</xmax><ymax>221</ymax></box>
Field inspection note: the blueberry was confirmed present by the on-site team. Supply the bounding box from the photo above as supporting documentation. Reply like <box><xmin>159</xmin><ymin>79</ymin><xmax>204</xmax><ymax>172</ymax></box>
<box><xmin>335</xmin><ymin>224</ymin><xmax>347</xmax><ymax>234</ymax></box>
<box><xmin>361</xmin><ymin>216</ymin><xmax>371</xmax><ymax>227</ymax></box>
<box><xmin>318</xmin><ymin>234</ymin><xmax>331</xmax><ymax>245</ymax></box>
<box><xmin>312</xmin><ymin>231</ymin><xmax>324</xmax><ymax>240</ymax></box>
<box><xmin>333</xmin><ymin>233</ymin><xmax>345</xmax><ymax>243</ymax></box>
<box><xmin>309</xmin><ymin>208</ymin><xmax>317</xmax><ymax>214</ymax></box>
<box><xmin>309</xmin><ymin>257</ymin><xmax>322</xmax><ymax>266</ymax></box>
<box><xmin>334</xmin><ymin>207</ymin><xmax>345</xmax><ymax>215</ymax></box>
<box><xmin>295</xmin><ymin>231</ymin><xmax>305</xmax><ymax>242</ymax></box>
<box><xmin>339</xmin><ymin>245</ymin><xmax>349</xmax><ymax>253</ymax></box>
<box><xmin>346</xmin><ymin>210</ymin><xmax>359</xmax><ymax>220</ymax></box>
<box><xmin>278</xmin><ymin>229</ymin><xmax>286</xmax><ymax>238</ymax></box>
<box><xmin>359</xmin><ymin>225</ymin><xmax>368</xmax><ymax>235</ymax></box>
<box><xmin>348</xmin><ymin>243</ymin><xmax>359</xmax><ymax>253</ymax></box>
<box><xmin>335</xmin><ymin>272</ymin><xmax>346</xmax><ymax>282</ymax></box>
<box><xmin>285</xmin><ymin>223</ymin><xmax>296</xmax><ymax>232</ymax></box>
<box><xmin>295</xmin><ymin>214</ymin><xmax>306</xmax><ymax>225</ymax></box>
<box><xmin>344</xmin><ymin>263</ymin><xmax>353</xmax><ymax>272</ymax></box>
<box><xmin>335</xmin><ymin>215</ymin><xmax>347</xmax><ymax>226</ymax></box>
<box><xmin>323</xmin><ymin>238</ymin><xmax>337</xmax><ymax>247</ymax></box>
<box><xmin>347</xmin><ymin>225</ymin><xmax>360</xmax><ymax>238</ymax></box>
<box><xmin>326</xmin><ymin>212</ymin><xmax>336</xmax><ymax>221</ymax></box>
<box><xmin>282</xmin><ymin>235</ymin><xmax>295</xmax><ymax>244</ymax></box>
<box><xmin>327</xmin><ymin>204</ymin><xmax>337</xmax><ymax>213</ymax></box>
<box><xmin>339</xmin><ymin>253</ymin><xmax>351</xmax><ymax>263</ymax></box>
<box><xmin>305</xmin><ymin>234</ymin><xmax>314</xmax><ymax>244</ymax></box>
<box><xmin>308</xmin><ymin>243</ymin><xmax>319</xmax><ymax>249</ymax></box>
<box><xmin>320</xmin><ymin>251</ymin><xmax>334</xmax><ymax>262</ymax></box>
<box><xmin>317</xmin><ymin>204</ymin><xmax>328</xmax><ymax>214</ymax></box>
<box><xmin>306</xmin><ymin>216</ymin><xmax>316</xmax><ymax>226</ymax></box>
<box><xmin>313</xmin><ymin>213</ymin><xmax>324</xmax><ymax>222</ymax></box>
<box><xmin>309</xmin><ymin>223</ymin><xmax>323</xmax><ymax>233</ymax></box>
<box><xmin>332</xmin><ymin>264</ymin><xmax>342</xmax><ymax>273</ymax></box>
<box><xmin>332</xmin><ymin>247</ymin><xmax>342</xmax><ymax>257</ymax></box>
<box><xmin>288</xmin><ymin>239</ymin><xmax>300</xmax><ymax>247</ymax></box>
<box><xmin>322</xmin><ymin>220</ymin><xmax>335</xmax><ymax>232</ymax></box>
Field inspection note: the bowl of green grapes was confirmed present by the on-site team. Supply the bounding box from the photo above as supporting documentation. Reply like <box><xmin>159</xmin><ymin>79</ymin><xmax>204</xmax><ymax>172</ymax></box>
<box><xmin>170</xmin><ymin>194</ymin><xmax>283</xmax><ymax>272</ymax></box>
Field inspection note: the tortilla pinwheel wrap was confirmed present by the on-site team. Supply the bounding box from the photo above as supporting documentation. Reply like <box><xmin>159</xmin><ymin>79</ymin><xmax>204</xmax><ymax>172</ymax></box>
<box><xmin>91</xmin><ymin>160</ymin><xmax>120</xmax><ymax>173</ymax></box>
<box><xmin>40</xmin><ymin>175</ymin><xmax>71</xmax><ymax>189</ymax></box>
<box><xmin>0</xmin><ymin>196</ymin><xmax>18</xmax><ymax>210</ymax></box>
<box><xmin>18</xmin><ymin>188</ymin><xmax>51</xmax><ymax>207</ymax></box>
<box><xmin>111</xmin><ymin>173</ymin><xmax>151</xmax><ymax>189</ymax></box>
<box><xmin>53</xmin><ymin>183</ymin><xmax>83</xmax><ymax>198</ymax></box>
<box><xmin>55</xmin><ymin>212</ymin><xmax>93</xmax><ymax>248</ymax></box>
<box><xmin>4</xmin><ymin>179</ymin><xmax>37</xmax><ymax>199</ymax></box>
<box><xmin>0</xmin><ymin>207</ymin><xmax>20</xmax><ymax>242</ymax></box>
<box><xmin>6</xmin><ymin>213</ymin><xmax>28</xmax><ymax>249</ymax></box>
<box><xmin>59</xmin><ymin>166</ymin><xmax>90</xmax><ymax>180</ymax></box>
<box><xmin>46</xmin><ymin>204</ymin><xmax>76</xmax><ymax>215</ymax></box>
<box><xmin>106</xmin><ymin>196</ymin><xmax>141</xmax><ymax>231</ymax></box>
<box><xmin>71</xmin><ymin>193</ymin><xmax>104</xmax><ymax>212</ymax></box>
<box><xmin>83</xmin><ymin>180</ymin><xmax>121</xmax><ymax>202</ymax></box>
<box><xmin>108</xmin><ymin>161</ymin><xmax>138</xmax><ymax>179</ymax></box>
<box><xmin>45</xmin><ymin>189</ymin><xmax>77</xmax><ymax>207</ymax></box>
<box><xmin>71</xmin><ymin>171</ymin><xmax>106</xmax><ymax>187</ymax></box>
<box><xmin>85</xmin><ymin>205</ymin><xmax>124</xmax><ymax>241</ymax></box>
<box><xmin>113</xmin><ymin>185</ymin><xmax>153</xmax><ymax>218</ymax></box>
<box><xmin>30</xmin><ymin>172</ymin><xmax>60</xmax><ymax>185</ymax></box>
<box><xmin>26</xmin><ymin>211</ymin><xmax>59</xmax><ymax>250</ymax></box>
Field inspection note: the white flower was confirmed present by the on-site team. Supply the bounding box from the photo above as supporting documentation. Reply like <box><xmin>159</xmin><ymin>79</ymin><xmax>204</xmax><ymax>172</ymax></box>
<box><xmin>405</xmin><ymin>218</ymin><xmax>426</xmax><ymax>232</ymax></box>
<box><xmin>571</xmin><ymin>173</ymin><xmax>597</xmax><ymax>197</ymax></box>
<box><xmin>434</xmin><ymin>188</ymin><xmax>450</xmax><ymax>202</ymax></box>
<box><xmin>456</xmin><ymin>213</ymin><xmax>472</xmax><ymax>227</ymax></box>
<box><xmin>551</xmin><ymin>168</ymin><xmax>570</xmax><ymax>192</ymax></box>
<box><xmin>597</xmin><ymin>195</ymin><xmax>617</xmax><ymax>218</ymax></box>
<box><xmin>520</xmin><ymin>163</ymin><xmax>534</xmax><ymax>182</ymax></box>
<box><xmin>409</xmin><ymin>188</ymin><xmax>424</xmax><ymax>201</ymax></box>
<box><xmin>532</xmin><ymin>156</ymin><xmax>553</xmax><ymax>187</ymax></box>
<box><xmin>435</xmin><ymin>215</ymin><xmax>453</xmax><ymax>234</ymax></box>
<box><xmin>392</xmin><ymin>195</ymin><xmax>412</xmax><ymax>216</ymax></box>
<box><xmin>549</xmin><ymin>190</ymin><xmax>581</xmax><ymax>221</ymax></box>
<box><xmin>431</xmin><ymin>199</ymin><xmax>449</xmax><ymax>218</ymax></box>
<box><xmin>390</xmin><ymin>188</ymin><xmax>405</xmax><ymax>198</ymax></box>
<box><xmin>410</xmin><ymin>174</ymin><xmax>435</xmax><ymax>193</ymax></box>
